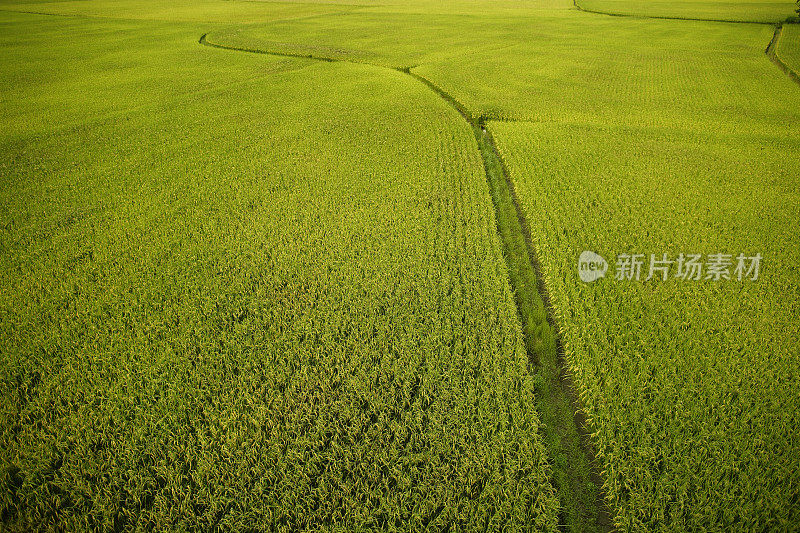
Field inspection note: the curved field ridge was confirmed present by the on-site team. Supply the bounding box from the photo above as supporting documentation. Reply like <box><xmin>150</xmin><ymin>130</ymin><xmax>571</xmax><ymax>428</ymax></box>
<box><xmin>214</xmin><ymin>10</ymin><xmax>798</xmax><ymax>127</ymax></box>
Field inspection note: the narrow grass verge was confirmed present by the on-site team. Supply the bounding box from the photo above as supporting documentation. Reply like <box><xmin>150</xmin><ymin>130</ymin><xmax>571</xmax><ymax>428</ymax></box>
<box><xmin>200</xmin><ymin>33</ymin><xmax>335</xmax><ymax>61</ymax></box>
<box><xmin>408</xmin><ymin>68</ymin><xmax>614</xmax><ymax>529</ymax></box>
<box><xmin>474</xmin><ymin>124</ymin><xmax>613</xmax><ymax>533</ymax></box>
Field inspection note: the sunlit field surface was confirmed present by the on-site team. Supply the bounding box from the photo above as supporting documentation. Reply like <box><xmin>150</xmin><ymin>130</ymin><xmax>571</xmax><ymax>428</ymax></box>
<box><xmin>0</xmin><ymin>11</ymin><xmax>559</xmax><ymax>531</ymax></box>
<box><xmin>1</xmin><ymin>0</ymin><xmax>798</xmax><ymax>530</ymax></box>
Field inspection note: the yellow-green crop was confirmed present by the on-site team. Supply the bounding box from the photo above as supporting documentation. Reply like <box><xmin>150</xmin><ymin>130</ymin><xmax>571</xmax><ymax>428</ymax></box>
<box><xmin>0</xmin><ymin>10</ymin><xmax>559</xmax><ymax>531</ymax></box>
<box><xmin>1</xmin><ymin>0</ymin><xmax>799</xmax><ymax>530</ymax></box>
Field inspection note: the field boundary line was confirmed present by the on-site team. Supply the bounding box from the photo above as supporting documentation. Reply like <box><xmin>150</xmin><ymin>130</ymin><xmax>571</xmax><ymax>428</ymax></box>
<box><xmin>199</xmin><ymin>31</ymin><xmax>615</xmax><ymax>531</ymax></box>
<box><xmin>477</xmin><ymin>119</ymin><xmax>614</xmax><ymax>532</ymax></box>
<box><xmin>200</xmin><ymin>33</ymin><xmax>337</xmax><ymax>61</ymax></box>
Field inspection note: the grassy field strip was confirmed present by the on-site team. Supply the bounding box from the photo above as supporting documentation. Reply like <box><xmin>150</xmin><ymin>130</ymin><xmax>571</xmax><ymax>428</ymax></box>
<box><xmin>201</xmin><ymin>33</ymin><xmax>335</xmax><ymax>62</ymax></box>
<box><xmin>205</xmin><ymin>11</ymin><xmax>584</xmax><ymax>71</ymax></box>
<box><xmin>410</xmin><ymin>71</ymin><xmax>613</xmax><ymax>531</ymax></box>
<box><xmin>474</xmin><ymin>126</ymin><xmax>612</xmax><ymax>532</ymax></box>
<box><xmin>201</xmin><ymin>29</ymin><xmax>613</xmax><ymax>532</ymax></box>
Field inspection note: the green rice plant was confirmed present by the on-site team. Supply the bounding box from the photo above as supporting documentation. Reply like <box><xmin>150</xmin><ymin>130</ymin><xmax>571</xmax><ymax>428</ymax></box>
<box><xmin>468</xmin><ymin>9</ymin><xmax>800</xmax><ymax>532</ymax></box>
<box><xmin>205</xmin><ymin>10</ymin><xmax>798</xmax><ymax>131</ymax></box>
<box><xmin>196</xmin><ymin>5</ymin><xmax>800</xmax><ymax>531</ymax></box>
<box><xmin>0</xmin><ymin>0</ymin><xmax>351</xmax><ymax>24</ymax></box>
<box><xmin>204</xmin><ymin>11</ymin><xmax>565</xmax><ymax>70</ymax></box>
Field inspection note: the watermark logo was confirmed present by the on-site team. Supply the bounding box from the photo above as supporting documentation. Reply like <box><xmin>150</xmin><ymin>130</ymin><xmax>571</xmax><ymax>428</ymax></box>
<box><xmin>578</xmin><ymin>251</ymin><xmax>762</xmax><ymax>282</ymax></box>
<box><xmin>578</xmin><ymin>251</ymin><xmax>608</xmax><ymax>283</ymax></box>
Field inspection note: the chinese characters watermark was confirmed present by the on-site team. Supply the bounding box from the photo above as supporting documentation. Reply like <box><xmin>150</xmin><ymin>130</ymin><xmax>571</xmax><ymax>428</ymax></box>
<box><xmin>578</xmin><ymin>251</ymin><xmax>761</xmax><ymax>283</ymax></box>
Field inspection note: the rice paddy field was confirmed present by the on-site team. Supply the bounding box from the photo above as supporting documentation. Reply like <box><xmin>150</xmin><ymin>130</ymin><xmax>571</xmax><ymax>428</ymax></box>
<box><xmin>1</xmin><ymin>0</ymin><xmax>799</xmax><ymax>531</ymax></box>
